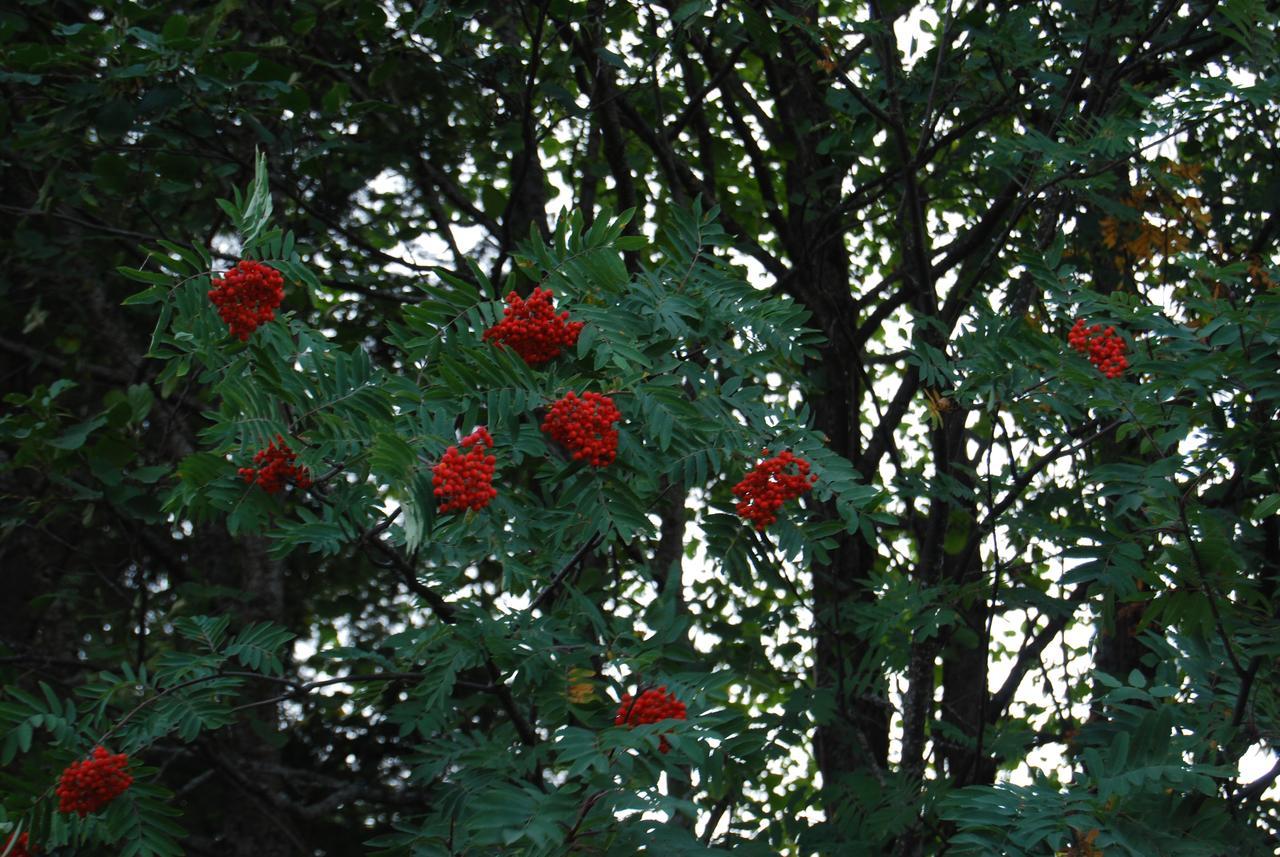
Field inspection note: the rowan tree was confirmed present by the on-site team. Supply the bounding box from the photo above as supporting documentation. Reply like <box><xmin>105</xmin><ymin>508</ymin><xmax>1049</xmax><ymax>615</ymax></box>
<box><xmin>1</xmin><ymin>1</ymin><xmax>1278</xmax><ymax>855</ymax></box>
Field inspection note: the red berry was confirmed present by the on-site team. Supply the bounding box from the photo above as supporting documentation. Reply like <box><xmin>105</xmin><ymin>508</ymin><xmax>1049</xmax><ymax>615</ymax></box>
<box><xmin>1068</xmin><ymin>318</ymin><xmax>1128</xmax><ymax>378</ymax></box>
<box><xmin>208</xmin><ymin>260</ymin><xmax>285</xmax><ymax>341</ymax></box>
<box><xmin>614</xmin><ymin>686</ymin><xmax>688</xmax><ymax>754</ymax></box>
<box><xmin>541</xmin><ymin>392</ymin><xmax>622</xmax><ymax>467</ymax></box>
<box><xmin>2</xmin><ymin>832</ymin><xmax>34</xmax><ymax>857</ymax></box>
<box><xmin>483</xmin><ymin>287</ymin><xmax>584</xmax><ymax>366</ymax></box>
<box><xmin>732</xmin><ymin>449</ymin><xmax>815</xmax><ymax>531</ymax></box>
<box><xmin>55</xmin><ymin>746</ymin><xmax>133</xmax><ymax>817</ymax></box>
<box><xmin>433</xmin><ymin>426</ymin><xmax>498</xmax><ymax>514</ymax></box>
<box><xmin>240</xmin><ymin>435</ymin><xmax>311</xmax><ymax>494</ymax></box>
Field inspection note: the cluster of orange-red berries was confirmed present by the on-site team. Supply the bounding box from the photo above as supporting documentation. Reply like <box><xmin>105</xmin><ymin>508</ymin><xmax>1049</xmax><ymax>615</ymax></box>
<box><xmin>733</xmin><ymin>449</ymin><xmax>817</xmax><ymax>531</ymax></box>
<box><xmin>55</xmin><ymin>746</ymin><xmax>133</xmax><ymax>818</ymax></box>
<box><xmin>2</xmin><ymin>832</ymin><xmax>32</xmax><ymax>857</ymax></box>
<box><xmin>1068</xmin><ymin>318</ymin><xmax>1129</xmax><ymax>379</ymax></box>
<box><xmin>484</xmin><ymin>287</ymin><xmax>585</xmax><ymax>366</ymax></box>
<box><xmin>541</xmin><ymin>391</ymin><xmax>623</xmax><ymax>467</ymax></box>
<box><xmin>614</xmin><ymin>686</ymin><xmax>688</xmax><ymax>754</ymax></box>
<box><xmin>208</xmin><ymin>260</ymin><xmax>285</xmax><ymax>341</ymax></box>
<box><xmin>239</xmin><ymin>435</ymin><xmax>312</xmax><ymax>494</ymax></box>
<box><xmin>432</xmin><ymin>427</ymin><xmax>498</xmax><ymax>514</ymax></box>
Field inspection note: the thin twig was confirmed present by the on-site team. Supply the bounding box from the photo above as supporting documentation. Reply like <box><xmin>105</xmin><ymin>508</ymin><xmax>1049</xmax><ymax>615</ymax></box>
<box><xmin>528</xmin><ymin>533</ymin><xmax>606</xmax><ymax>612</ymax></box>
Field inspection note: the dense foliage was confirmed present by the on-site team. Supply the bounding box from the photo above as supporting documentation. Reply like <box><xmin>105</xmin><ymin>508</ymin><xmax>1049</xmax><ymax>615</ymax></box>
<box><xmin>2</xmin><ymin>1</ymin><xmax>1278</xmax><ymax>855</ymax></box>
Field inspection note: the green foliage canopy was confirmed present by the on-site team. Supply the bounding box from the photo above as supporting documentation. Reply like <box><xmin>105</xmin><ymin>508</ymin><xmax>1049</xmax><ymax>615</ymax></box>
<box><xmin>1</xmin><ymin>1</ymin><xmax>1279</xmax><ymax>855</ymax></box>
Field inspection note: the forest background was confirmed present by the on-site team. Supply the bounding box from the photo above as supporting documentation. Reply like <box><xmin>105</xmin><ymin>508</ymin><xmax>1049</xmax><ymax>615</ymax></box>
<box><xmin>2</xmin><ymin>1</ymin><xmax>1280</xmax><ymax>855</ymax></box>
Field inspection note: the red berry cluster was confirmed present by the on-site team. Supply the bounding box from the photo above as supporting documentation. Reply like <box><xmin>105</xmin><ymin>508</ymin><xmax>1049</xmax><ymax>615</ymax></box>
<box><xmin>208</xmin><ymin>260</ymin><xmax>285</xmax><ymax>341</ymax></box>
<box><xmin>484</xmin><ymin>287</ymin><xmax>585</xmax><ymax>366</ymax></box>
<box><xmin>614</xmin><ymin>686</ymin><xmax>688</xmax><ymax>754</ymax></box>
<box><xmin>432</xmin><ymin>427</ymin><xmax>498</xmax><ymax>514</ymax></box>
<box><xmin>1068</xmin><ymin>318</ymin><xmax>1128</xmax><ymax>379</ymax></box>
<box><xmin>239</xmin><ymin>435</ymin><xmax>312</xmax><ymax>494</ymax></box>
<box><xmin>3</xmin><ymin>832</ymin><xmax>32</xmax><ymax>857</ymax></box>
<box><xmin>56</xmin><ymin>746</ymin><xmax>133</xmax><ymax>817</ymax></box>
<box><xmin>541</xmin><ymin>391</ymin><xmax>622</xmax><ymax>467</ymax></box>
<box><xmin>733</xmin><ymin>449</ymin><xmax>817</xmax><ymax>530</ymax></box>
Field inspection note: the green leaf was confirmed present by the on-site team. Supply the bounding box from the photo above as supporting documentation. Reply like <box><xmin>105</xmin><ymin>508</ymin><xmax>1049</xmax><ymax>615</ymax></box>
<box><xmin>49</xmin><ymin>415</ymin><xmax>107</xmax><ymax>450</ymax></box>
<box><xmin>224</xmin><ymin>622</ymin><xmax>295</xmax><ymax>675</ymax></box>
<box><xmin>122</xmin><ymin>285</ymin><xmax>169</xmax><ymax>306</ymax></box>
<box><xmin>1253</xmin><ymin>493</ymin><xmax>1280</xmax><ymax>519</ymax></box>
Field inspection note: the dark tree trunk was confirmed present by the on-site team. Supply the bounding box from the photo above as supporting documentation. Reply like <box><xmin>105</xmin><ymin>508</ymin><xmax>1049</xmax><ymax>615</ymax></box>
<box><xmin>756</xmin><ymin>3</ymin><xmax>894</xmax><ymax>824</ymax></box>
